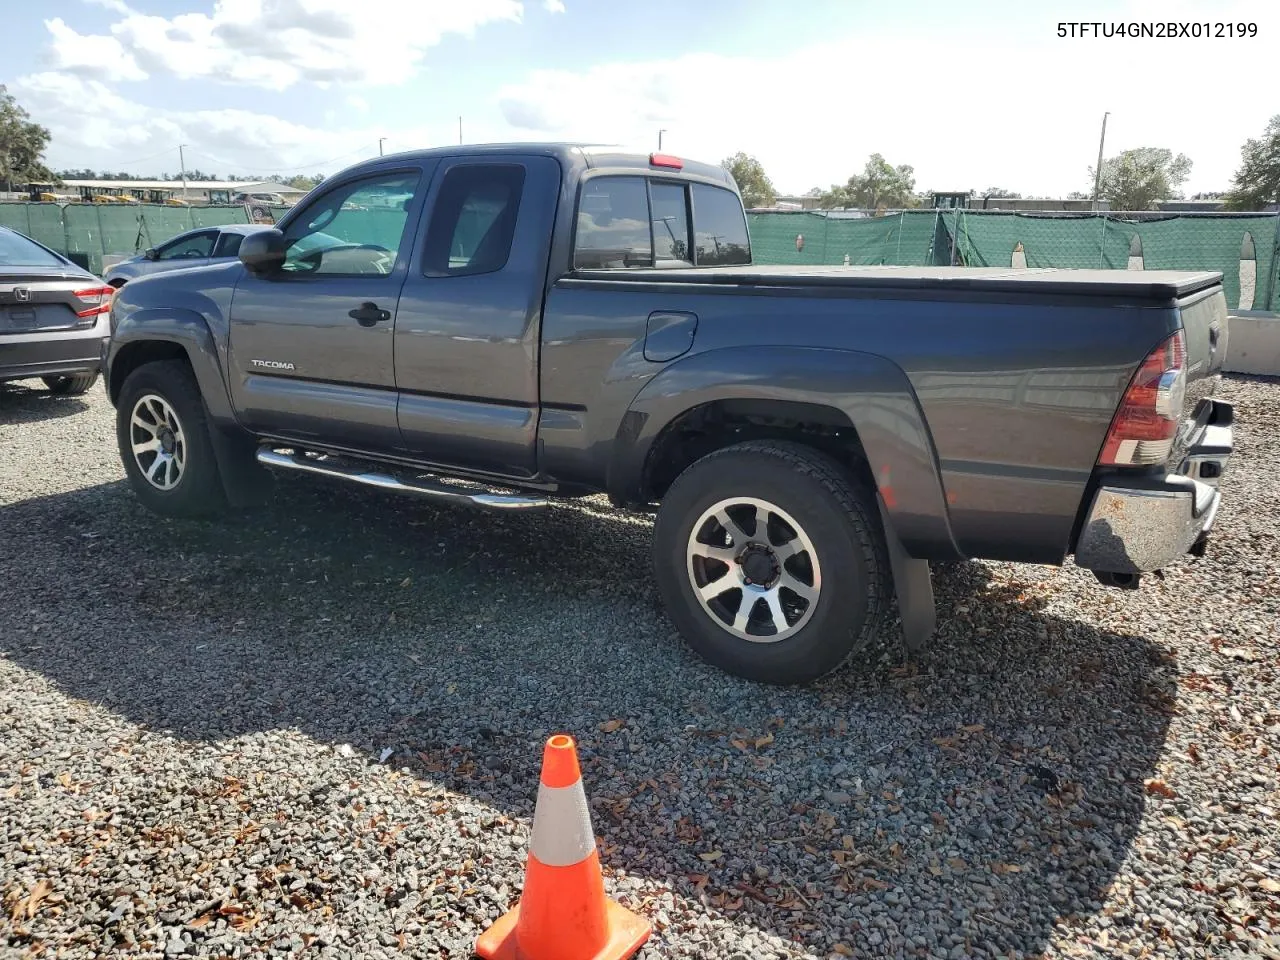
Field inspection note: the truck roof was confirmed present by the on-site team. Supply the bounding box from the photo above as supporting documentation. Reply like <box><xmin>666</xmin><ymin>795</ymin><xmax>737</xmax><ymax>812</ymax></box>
<box><xmin>347</xmin><ymin>142</ymin><xmax>736</xmax><ymax>189</ymax></box>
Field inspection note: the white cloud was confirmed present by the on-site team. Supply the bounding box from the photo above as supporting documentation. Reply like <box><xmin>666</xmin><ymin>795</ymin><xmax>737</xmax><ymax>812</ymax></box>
<box><xmin>543</xmin><ymin>0</ymin><xmax>566</xmax><ymax>12</ymax></box>
<box><xmin>44</xmin><ymin>17</ymin><xmax>146</xmax><ymax>82</ymax></box>
<box><xmin>51</xmin><ymin>0</ymin><xmax>525</xmax><ymax>91</ymax></box>
<box><xmin>495</xmin><ymin>0</ymin><xmax>1277</xmax><ymax>197</ymax></box>
<box><xmin>344</xmin><ymin>94</ymin><xmax>370</xmax><ymax>113</ymax></box>
<box><xmin>11</xmin><ymin>72</ymin><xmax>431</xmax><ymax>178</ymax></box>
<box><xmin>83</xmin><ymin>0</ymin><xmax>133</xmax><ymax>14</ymax></box>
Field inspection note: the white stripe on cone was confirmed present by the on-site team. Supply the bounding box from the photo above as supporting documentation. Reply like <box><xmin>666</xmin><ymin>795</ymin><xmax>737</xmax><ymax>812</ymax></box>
<box><xmin>529</xmin><ymin>780</ymin><xmax>596</xmax><ymax>867</ymax></box>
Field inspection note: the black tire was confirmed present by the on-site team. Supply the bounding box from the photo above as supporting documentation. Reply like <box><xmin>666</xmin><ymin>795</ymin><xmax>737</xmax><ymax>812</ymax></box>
<box><xmin>42</xmin><ymin>372</ymin><xmax>99</xmax><ymax>396</ymax></box>
<box><xmin>116</xmin><ymin>360</ymin><xmax>227</xmax><ymax>518</ymax></box>
<box><xmin>653</xmin><ymin>440</ymin><xmax>890</xmax><ymax>685</ymax></box>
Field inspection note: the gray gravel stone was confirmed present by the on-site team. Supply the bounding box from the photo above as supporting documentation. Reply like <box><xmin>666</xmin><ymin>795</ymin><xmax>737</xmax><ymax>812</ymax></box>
<box><xmin>2</xmin><ymin>374</ymin><xmax>1279</xmax><ymax>958</ymax></box>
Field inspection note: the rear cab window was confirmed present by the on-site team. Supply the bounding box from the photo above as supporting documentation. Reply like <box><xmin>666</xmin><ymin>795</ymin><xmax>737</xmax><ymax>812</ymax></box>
<box><xmin>572</xmin><ymin>175</ymin><xmax>750</xmax><ymax>270</ymax></box>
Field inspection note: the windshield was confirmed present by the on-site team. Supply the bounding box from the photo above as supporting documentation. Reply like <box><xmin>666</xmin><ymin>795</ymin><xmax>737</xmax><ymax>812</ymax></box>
<box><xmin>0</xmin><ymin>230</ymin><xmax>66</xmax><ymax>268</ymax></box>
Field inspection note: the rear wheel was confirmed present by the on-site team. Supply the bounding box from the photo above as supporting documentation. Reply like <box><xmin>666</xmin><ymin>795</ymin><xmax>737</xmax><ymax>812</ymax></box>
<box><xmin>653</xmin><ymin>440</ymin><xmax>889</xmax><ymax>685</ymax></box>
<box><xmin>42</xmin><ymin>373</ymin><xmax>99</xmax><ymax>396</ymax></box>
<box><xmin>116</xmin><ymin>360</ymin><xmax>227</xmax><ymax>518</ymax></box>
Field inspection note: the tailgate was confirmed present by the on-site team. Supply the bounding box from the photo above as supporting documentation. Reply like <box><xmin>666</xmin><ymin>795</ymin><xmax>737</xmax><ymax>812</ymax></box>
<box><xmin>1178</xmin><ymin>285</ymin><xmax>1228</xmax><ymax>384</ymax></box>
<box><xmin>1171</xmin><ymin>285</ymin><xmax>1229</xmax><ymax>462</ymax></box>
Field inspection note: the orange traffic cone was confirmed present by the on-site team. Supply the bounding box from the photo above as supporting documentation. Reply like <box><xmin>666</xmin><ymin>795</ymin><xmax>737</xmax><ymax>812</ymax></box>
<box><xmin>475</xmin><ymin>734</ymin><xmax>652</xmax><ymax>960</ymax></box>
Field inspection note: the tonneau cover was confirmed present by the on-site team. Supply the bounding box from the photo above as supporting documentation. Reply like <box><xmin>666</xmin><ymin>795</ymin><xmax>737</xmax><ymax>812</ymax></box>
<box><xmin>573</xmin><ymin>265</ymin><xmax>1224</xmax><ymax>302</ymax></box>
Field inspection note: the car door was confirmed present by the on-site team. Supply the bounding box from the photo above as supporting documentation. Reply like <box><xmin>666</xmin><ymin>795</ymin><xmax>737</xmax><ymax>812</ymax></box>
<box><xmin>393</xmin><ymin>155</ymin><xmax>560</xmax><ymax>476</ymax></box>
<box><xmin>226</xmin><ymin>165</ymin><xmax>431</xmax><ymax>452</ymax></box>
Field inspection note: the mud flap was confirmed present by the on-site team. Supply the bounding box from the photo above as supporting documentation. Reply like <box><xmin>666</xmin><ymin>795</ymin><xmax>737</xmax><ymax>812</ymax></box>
<box><xmin>876</xmin><ymin>494</ymin><xmax>936</xmax><ymax>655</ymax></box>
<box><xmin>207</xmin><ymin>418</ymin><xmax>274</xmax><ymax>509</ymax></box>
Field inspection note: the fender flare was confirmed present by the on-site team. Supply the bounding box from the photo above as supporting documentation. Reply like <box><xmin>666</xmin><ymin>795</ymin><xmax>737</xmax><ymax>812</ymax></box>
<box><xmin>107</xmin><ymin>307</ymin><xmax>236</xmax><ymax>424</ymax></box>
<box><xmin>607</xmin><ymin>344</ymin><xmax>961</xmax><ymax>561</ymax></box>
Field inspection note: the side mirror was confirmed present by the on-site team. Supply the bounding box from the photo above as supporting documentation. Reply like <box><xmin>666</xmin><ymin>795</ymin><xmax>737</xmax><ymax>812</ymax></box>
<box><xmin>143</xmin><ymin>248</ymin><xmax>158</xmax><ymax>260</ymax></box>
<box><xmin>239</xmin><ymin>229</ymin><xmax>287</xmax><ymax>273</ymax></box>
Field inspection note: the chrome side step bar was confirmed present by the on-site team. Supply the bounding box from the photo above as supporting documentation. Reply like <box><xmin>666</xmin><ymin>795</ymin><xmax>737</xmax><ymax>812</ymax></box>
<box><xmin>255</xmin><ymin>448</ymin><xmax>549</xmax><ymax>511</ymax></box>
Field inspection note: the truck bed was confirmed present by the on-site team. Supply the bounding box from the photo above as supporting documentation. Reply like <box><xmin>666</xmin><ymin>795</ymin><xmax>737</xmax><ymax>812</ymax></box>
<box><xmin>573</xmin><ymin>265</ymin><xmax>1224</xmax><ymax>303</ymax></box>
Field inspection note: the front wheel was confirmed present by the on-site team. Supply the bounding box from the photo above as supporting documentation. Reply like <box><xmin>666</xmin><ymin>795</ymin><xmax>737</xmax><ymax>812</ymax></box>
<box><xmin>653</xmin><ymin>440</ymin><xmax>890</xmax><ymax>685</ymax></box>
<box><xmin>116</xmin><ymin>360</ymin><xmax>227</xmax><ymax>518</ymax></box>
<box><xmin>42</xmin><ymin>372</ymin><xmax>99</xmax><ymax>395</ymax></box>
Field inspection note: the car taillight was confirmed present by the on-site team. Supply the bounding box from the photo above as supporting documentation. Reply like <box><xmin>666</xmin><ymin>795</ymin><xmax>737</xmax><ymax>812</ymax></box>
<box><xmin>73</xmin><ymin>285</ymin><xmax>116</xmax><ymax>318</ymax></box>
<box><xmin>1098</xmin><ymin>329</ymin><xmax>1187</xmax><ymax>467</ymax></box>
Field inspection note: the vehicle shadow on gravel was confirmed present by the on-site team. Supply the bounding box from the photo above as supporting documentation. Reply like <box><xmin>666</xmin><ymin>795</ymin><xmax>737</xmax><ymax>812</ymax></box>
<box><xmin>1</xmin><ymin>476</ymin><xmax>1176</xmax><ymax>958</ymax></box>
<box><xmin>0</xmin><ymin>381</ymin><xmax>94</xmax><ymax>423</ymax></box>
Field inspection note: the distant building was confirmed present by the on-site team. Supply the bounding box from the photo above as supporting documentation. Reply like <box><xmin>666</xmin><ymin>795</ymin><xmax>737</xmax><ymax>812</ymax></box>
<box><xmin>49</xmin><ymin>179</ymin><xmax>307</xmax><ymax>205</ymax></box>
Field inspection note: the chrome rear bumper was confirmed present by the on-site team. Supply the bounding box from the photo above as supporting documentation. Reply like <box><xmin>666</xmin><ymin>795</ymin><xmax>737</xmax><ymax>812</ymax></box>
<box><xmin>1075</xmin><ymin>399</ymin><xmax>1233</xmax><ymax>574</ymax></box>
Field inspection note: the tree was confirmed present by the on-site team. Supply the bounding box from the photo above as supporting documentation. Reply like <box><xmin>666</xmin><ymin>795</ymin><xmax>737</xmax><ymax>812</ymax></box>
<box><xmin>1089</xmin><ymin>147</ymin><xmax>1192</xmax><ymax>211</ymax></box>
<box><xmin>981</xmin><ymin>186</ymin><xmax>1022</xmax><ymax>199</ymax></box>
<box><xmin>818</xmin><ymin>154</ymin><xmax>917</xmax><ymax>210</ymax></box>
<box><xmin>0</xmin><ymin>85</ymin><xmax>54</xmax><ymax>188</ymax></box>
<box><xmin>284</xmin><ymin>174</ymin><xmax>325</xmax><ymax>191</ymax></box>
<box><xmin>1224</xmin><ymin>114</ymin><xmax>1280</xmax><ymax>211</ymax></box>
<box><xmin>720</xmin><ymin>152</ymin><xmax>776</xmax><ymax>208</ymax></box>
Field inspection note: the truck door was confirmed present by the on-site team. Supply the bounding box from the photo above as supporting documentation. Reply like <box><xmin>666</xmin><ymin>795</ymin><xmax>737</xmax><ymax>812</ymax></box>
<box><xmin>226</xmin><ymin>165</ymin><xmax>431</xmax><ymax>451</ymax></box>
<box><xmin>393</xmin><ymin>155</ymin><xmax>560</xmax><ymax>477</ymax></box>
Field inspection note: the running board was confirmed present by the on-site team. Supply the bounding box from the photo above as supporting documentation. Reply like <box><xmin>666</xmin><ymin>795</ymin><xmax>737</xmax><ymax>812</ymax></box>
<box><xmin>255</xmin><ymin>448</ymin><xmax>550</xmax><ymax>511</ymax></box>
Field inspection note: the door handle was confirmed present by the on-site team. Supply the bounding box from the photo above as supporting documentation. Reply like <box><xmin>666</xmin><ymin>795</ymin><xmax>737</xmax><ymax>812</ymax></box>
<box><xmin>349</xmin><ymin>302</ymin><xmax>391</xmax><ymax>327</ymax></box>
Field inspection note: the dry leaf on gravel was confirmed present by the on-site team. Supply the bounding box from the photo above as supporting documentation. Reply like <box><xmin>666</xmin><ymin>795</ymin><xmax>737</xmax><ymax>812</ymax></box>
<box><xmin>11</xmin><ymin>879</ymin><xmax>53</xmax><ymax>921</ymax></box>
<box><xmin>1144</xmin><ymin>779</ymin><xmax>1177</xmax><ymax>799</ymax></box>
<box><xmin>598</xmin><ymin>719</ymin><xmax>625</xmax><ymax>733</ymax></box>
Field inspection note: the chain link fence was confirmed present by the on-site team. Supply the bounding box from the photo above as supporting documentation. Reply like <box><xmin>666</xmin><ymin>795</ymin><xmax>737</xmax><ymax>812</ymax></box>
<box><xmin>748</xmin><ymin>209</ymin><xmax>1280</xmax><ymax>312</ymax></box>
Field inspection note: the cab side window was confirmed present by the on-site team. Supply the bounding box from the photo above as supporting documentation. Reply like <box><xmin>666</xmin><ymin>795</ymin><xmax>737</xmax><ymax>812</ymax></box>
<box><xmin>281</xmin><ymin>172</ymin><xmax>421</xmax><ymax>277</ymax></box>
<box><xmin>422</xmin><ymin>164</ymin><xmax>526</xmax><ymax>278</ymax></box>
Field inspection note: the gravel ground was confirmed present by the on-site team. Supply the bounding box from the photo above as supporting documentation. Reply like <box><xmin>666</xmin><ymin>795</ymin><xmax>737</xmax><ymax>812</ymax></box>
<box><xmin>1</xmin><ymin>374</ymin><xmax>1278</xmax><ymax>960</ymax></box>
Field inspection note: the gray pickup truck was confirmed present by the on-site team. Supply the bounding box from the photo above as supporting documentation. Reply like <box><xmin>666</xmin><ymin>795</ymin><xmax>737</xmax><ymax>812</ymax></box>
<box><xmin>103</xmin><ymin>143</ymin><xmax>1235</xmax><ymax>684</ymax></box>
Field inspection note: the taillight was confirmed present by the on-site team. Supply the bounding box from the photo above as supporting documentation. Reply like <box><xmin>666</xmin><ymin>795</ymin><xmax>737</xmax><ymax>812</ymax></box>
<box><xmin>73</xmin><ymin>285</ymin><xmax>116</xmax><ymax>319</ymax></box>
<box><xmin>1098</xmin><ymin>330</ymin><xmax>1187</xmax><ymax>467</ymax></box>
<box><xmin>649</xmin><ymin>153</ymin><xmax>683</xmax><ymax>170</ymax></box>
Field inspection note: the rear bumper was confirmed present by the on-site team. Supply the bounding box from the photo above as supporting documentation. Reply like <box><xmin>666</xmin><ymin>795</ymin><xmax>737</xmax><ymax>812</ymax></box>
<box><xmin>0</xmin><ymin>332</ymin><xmax>109</xmax><ymax>382</ymax></box>
<box><xmin>1074</xmin><ymin>399</ymin><xmax>1233</xmax><ymax>574</ymax></box>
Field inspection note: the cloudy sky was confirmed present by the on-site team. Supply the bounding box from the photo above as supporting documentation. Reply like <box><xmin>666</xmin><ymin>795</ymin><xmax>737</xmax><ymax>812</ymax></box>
<box><xmin>7</xmin><ymin>0</ymin><xmax>1275</xmax><ymax>196</ymax></box>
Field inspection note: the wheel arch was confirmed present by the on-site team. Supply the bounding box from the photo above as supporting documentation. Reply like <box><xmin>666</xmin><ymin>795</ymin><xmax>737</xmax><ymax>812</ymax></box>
<box><xmin>608</xmin><ymin>345</ymin><xmax>961</xmax><ymax>561</ymax></box>
<box><xmin>107</xmin><ymin>308</ymin><xmax>235</xmax><ymax>423</ymax></box>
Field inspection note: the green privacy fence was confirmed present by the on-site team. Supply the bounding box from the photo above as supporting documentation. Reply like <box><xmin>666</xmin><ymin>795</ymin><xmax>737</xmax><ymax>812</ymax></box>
<box><xmin>4</xmin><ymin>201</ymin><xmax>1277</xmax><ymax>311</ymax></box>
<box><xmin>748</xmin><ymin>209</ymin><xmax>1280</xmax><ymax>312</ymax></box>
<box><xmin>0</xmin><ymin>202</ymin><xmax>254</xmax><ymax>275</ymax></box>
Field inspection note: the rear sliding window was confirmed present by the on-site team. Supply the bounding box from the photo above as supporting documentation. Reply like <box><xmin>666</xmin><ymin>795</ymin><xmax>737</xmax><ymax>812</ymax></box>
<box><xmin>573</xmin><ymin>177</ymin><xmax>750</xmax><ymax>269</ymax></box>
<box><xmin>691</xmin><ymin>183</ymin><xmax>751</xmax><ymax>266</ymax></box>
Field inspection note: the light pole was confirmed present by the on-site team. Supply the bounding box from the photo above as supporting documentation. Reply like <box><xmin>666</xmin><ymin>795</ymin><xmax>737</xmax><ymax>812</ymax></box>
<box><xmin>178</xmin><ymin>143</ymin><xmax>188</xmax><ymax>201</ymax></box>
<box><xmin>1092</xmin><ymin>112</ymin><xmax>1110</xmax><ymax>210</ymax></box>
<box><xmin>458</xmin><ymin>117</ymin><xmax>463</xmax><ymax>145</ymax></box>
<box><xmin>658</xmin><ymin>129</ymin><xmax>667</xmax><ymax>151</ymax></box>
<box><xmin>378</xmin><ymin>137</ymin><xmax>387</xmax><ymax>156</ymax></box>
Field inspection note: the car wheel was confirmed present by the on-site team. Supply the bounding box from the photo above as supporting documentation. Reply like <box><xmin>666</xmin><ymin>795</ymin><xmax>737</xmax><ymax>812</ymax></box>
<box><xmin>116</xmin><ymin>360</ymin><xmax>227</xmax><ymax>518</ymax></box>
<box><xmin>42</xmin><ymin>373</ymin><xmax>100</xmax><ymax>396</ymax></box>
<box><xmin>653</xmin><ymin>440</ymin><xmax>890</xmax><ymax>685</ymax></box>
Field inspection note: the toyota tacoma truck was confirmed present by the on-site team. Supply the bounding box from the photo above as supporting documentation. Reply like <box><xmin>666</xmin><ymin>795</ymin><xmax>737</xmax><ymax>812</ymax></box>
<box><xmin>102</xmin><ymin>143</ymin><xmax>1235</xmax><ymax>685</ymax></box>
